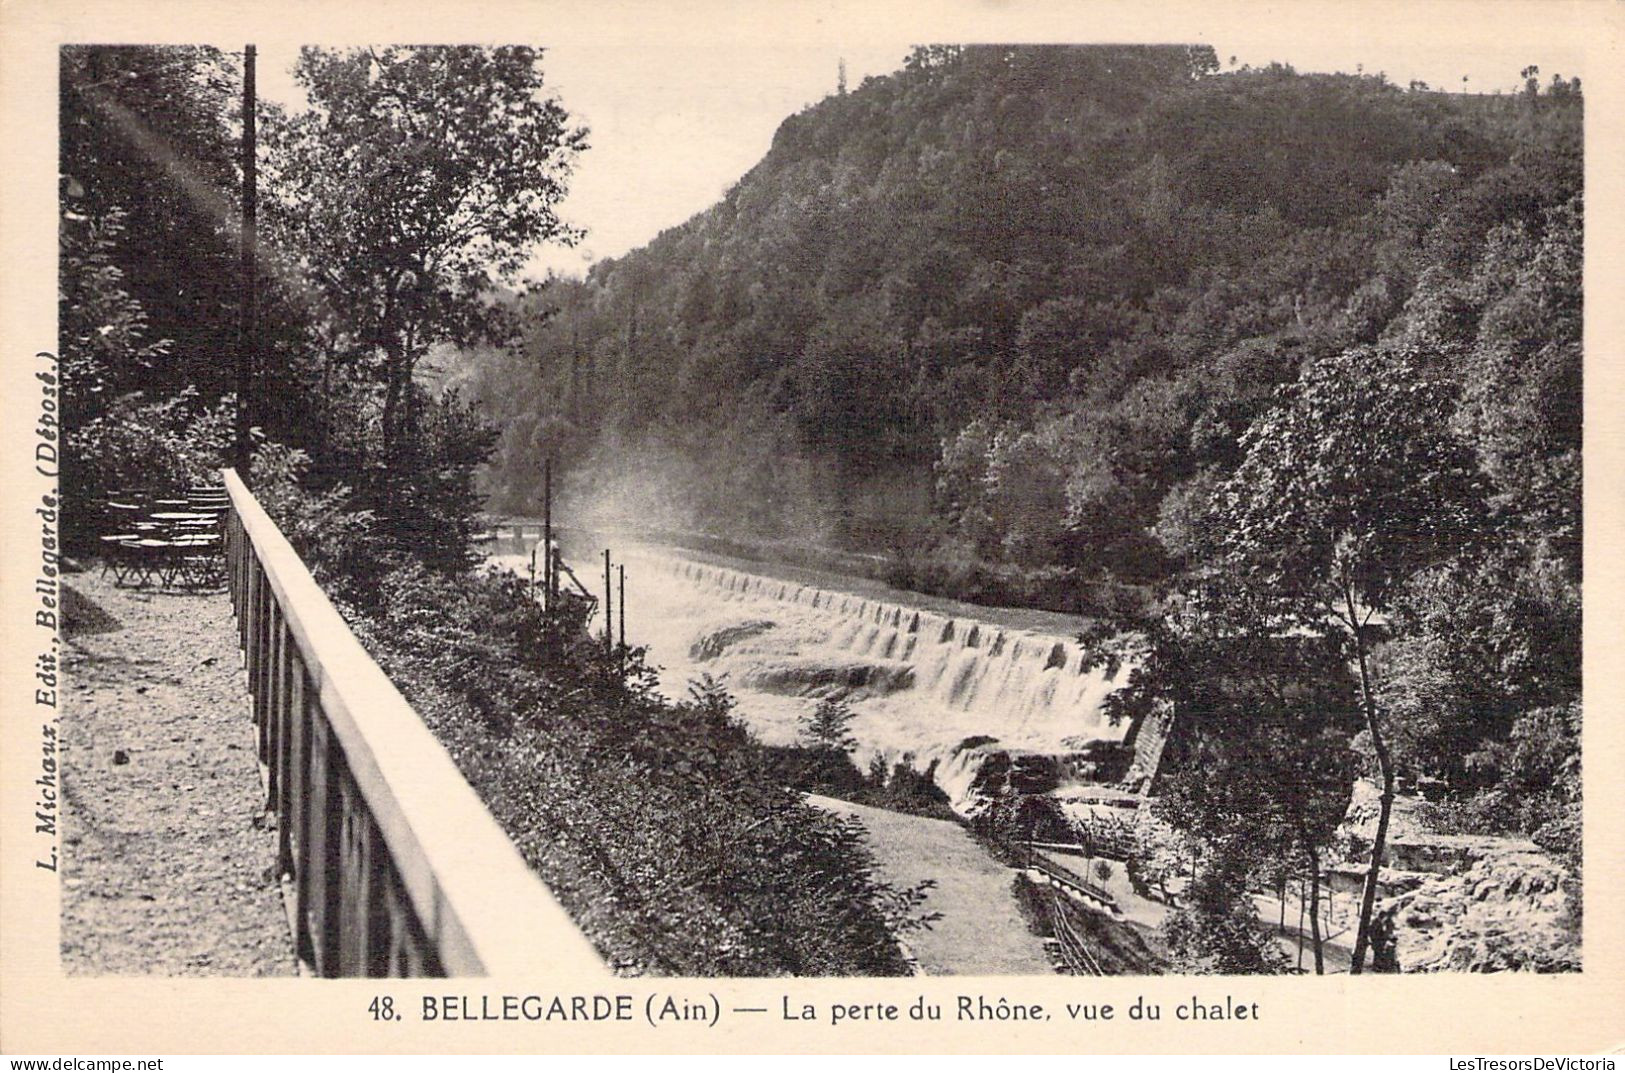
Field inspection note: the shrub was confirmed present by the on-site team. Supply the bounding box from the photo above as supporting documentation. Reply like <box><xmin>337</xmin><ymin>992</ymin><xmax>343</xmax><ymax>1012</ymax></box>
<box><xmin>249</xmin><ymin>441</ymin><xmax>377</xmax><ymax>596</ymax></box>
<box><xmin>1159</xmin><ymin>860</ymin><xmax>1289</xmax><ymax>975</ymax></box>
<box><xmin>64</xmin><ymin>387</ymin><xmax>231</xmax><ymax>550</ymax></box>
<box><xmin>799</xmin><ymin>697</ymin><xmax>858</xmax><ymax>752</ymax></box>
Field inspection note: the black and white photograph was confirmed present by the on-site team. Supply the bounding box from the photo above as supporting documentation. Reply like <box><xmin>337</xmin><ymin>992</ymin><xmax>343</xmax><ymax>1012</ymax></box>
<box><xmin>11</xmin><ymin>5</ymin><xmax>1622</xmax><ymax>1058</ymax></box>
<box><xmin>40</xmin><ymin>29</ymin><xmax>1590</xmax><ymax>985</ymax></box>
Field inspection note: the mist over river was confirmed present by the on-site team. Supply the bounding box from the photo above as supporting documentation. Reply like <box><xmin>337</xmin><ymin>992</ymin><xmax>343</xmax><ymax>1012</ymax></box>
<box><xmin>496</xmin><ymin>543</ymin><xmax>1134</xmax><ymax>812</ymax></box>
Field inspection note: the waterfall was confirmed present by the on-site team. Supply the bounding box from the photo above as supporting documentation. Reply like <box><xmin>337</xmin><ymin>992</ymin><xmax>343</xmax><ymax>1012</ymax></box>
<box><xmin>650</xmin><ymin>555</ymin><xmax>1128</xmax><ymax>747</ymax></box>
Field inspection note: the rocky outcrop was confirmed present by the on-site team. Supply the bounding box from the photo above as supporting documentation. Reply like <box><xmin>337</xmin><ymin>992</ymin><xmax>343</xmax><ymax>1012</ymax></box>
<box><xmin>1335</xmin><ymin>778</ymin><xmax>1433</xmax><ymax>857</ymax></box>
<box><xmin>689</xmin><ymin>619</ymin><xmax>776</xmax><ymax>660</ymax></box>
<box><xmin>738</xmin><ymin>656</ymin><xmax>915</xmax><ymax>698</ymax></box>
<box><xmin>1333</xmin><ymin>780</ymin><xmax>1580</xmax><ymax>972</ymax></box>
<box><xmin>1374</xmin><ymin>848</ymin><xmax>1580</xmax><ymax>972</ymax></box>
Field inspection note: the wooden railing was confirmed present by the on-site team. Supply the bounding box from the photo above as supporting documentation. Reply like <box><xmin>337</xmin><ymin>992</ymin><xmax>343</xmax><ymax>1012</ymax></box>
<box><xmin>1031</xmin><ymin>853</ymin><xmax>1119</xmax><ymax>914</ymax></box>
<box><xmin>221</xmin><ymin>469</ymin><xmax>602</xmax><ymax>978</ymax></box>
<box><xmin>1050</xmin><ymin>891</ymin><xmax>1104</xmax><ymax>976</ymax></box>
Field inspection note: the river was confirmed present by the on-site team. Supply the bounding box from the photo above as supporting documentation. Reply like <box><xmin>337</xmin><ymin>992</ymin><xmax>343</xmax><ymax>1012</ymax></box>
<box><xmin>496</xmin><ymin>540</ymin><xmax>1140</xmax><ymax>814</ymax></box>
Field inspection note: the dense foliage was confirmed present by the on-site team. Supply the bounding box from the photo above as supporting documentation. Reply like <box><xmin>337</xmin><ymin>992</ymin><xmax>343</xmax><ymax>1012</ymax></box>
<box><xmin>456</xmin><ymin>45</ymin><xmax>1582</xmax><ymax>969</ymax></box>
<box><xmin>60</xmin><ymin>46</ymin><xmax>243</xmax><ymax>400</ymax></box>
<box><xmin>59</xmin><ymin>47</ymin><xmax>243</xmax><ymax>549</ymax></box>
<box><xmin>61</xmin><ymin>43</ymin><xmax>930</xmax><ymax>976</ymax></box>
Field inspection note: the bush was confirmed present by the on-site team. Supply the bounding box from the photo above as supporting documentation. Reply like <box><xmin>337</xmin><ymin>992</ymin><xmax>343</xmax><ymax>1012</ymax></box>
<box><xmin>799</xmin><ymin>696</ymin><xmax>858</xmax><ymax>751</ymax></box>
<box><xmin>250</xmin><ymin>441</ymin><xmax>377</xmax><ymax>596</ymax></box>
<box><xmin>764</xmin><ymin>745</ymin><xmax>869</xmax><ymax>799</ymax></box>
<box><xmin>1159</xmin><ymin>861</ymin><xmax>1289</xmax><ymax>975</ymax></box>
<box><xmin>766</xmin><ymin>745</ymin><xmax>958</xmax><ymax>821</ymax></box>
<box><xmin>316</xmin><ymin>535</ymin><xmax>932</xmax><ymax>974</ymax></box>
<box><xmin>64</xmin><ymin>387</ymin><xmax>231</xmax><ymax>550</ymax></box>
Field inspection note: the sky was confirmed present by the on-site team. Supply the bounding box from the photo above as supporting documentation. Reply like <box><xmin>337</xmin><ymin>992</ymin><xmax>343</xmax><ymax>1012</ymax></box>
<box><xmin>254</xmin><ymin>28</ymin><xmax>1586</xmax><ymax>282</ymax></box>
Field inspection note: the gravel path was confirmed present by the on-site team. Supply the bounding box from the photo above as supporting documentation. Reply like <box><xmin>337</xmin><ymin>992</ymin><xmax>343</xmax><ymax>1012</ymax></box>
<box><xmin>59</xmin><ymin>567</ymin><xmax>295</xmax><ymax>976</ymax></box>
<box><xmin>805</xmin><ymin>793</ymin><xmax>1054</xmax><ymax>975</ymax></box>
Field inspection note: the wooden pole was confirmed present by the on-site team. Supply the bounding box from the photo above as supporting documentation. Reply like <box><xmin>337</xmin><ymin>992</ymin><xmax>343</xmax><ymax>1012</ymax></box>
<box><xmin>1297</xmin><ymin>876</ymin><xmax>1306</xmax><ymax>970</ymax></box>
<box><xmin>235</xmin><ymin>44</ymin><xmax>257</xmax><ymax>474</ymax></box>
<box><xmin>542</xmin><ymin>458</ymin><xmax>553</xmax><ymax>612</ymax></box>
<box><xmin>603</xmin><ymin>549</ymin><xmax>613</xmax><ymax>657</ymax></box>
<box><xmin>617</xmin><ymin>563</ymin><xmax>626</xmax><ymax>649</ymax></box>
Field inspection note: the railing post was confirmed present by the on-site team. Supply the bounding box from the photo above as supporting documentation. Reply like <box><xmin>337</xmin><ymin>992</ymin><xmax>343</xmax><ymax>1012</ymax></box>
<box><xmin>303</xmin><ymin>717</ymin><xmax>339</xmax><ymax>975</ymax></box>
<box><xmin>275</xmin><ymin>647</ymin><xmax>300</xmax><ymax>870</ymax></box>
<box><xmin>266</xmin><ymin>603</ymin><xmax>285</xmax><ymax>810</ymax></box>
<box><xmin>282</xmin><ymin>656</ymin><xmax>306</xmax><ymax>894</ymax></box>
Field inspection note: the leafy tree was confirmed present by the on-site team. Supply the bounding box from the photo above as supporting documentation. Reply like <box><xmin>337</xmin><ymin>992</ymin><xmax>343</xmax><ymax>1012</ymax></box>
<box><xmin>1210</xmin><ymin>343</ymin><xmax>1492</xmax><ymax>971</ymax></box>
<box><xmin>264</xmin><ymin>45</ymin><xmax>587</xmax><ymax>475</ymax></box>
<box><xmin>259</xmin><ymin>46</ymin><xmax>587</xmax><ymax>569</ymax></box>
<box><xmin>1094</xmin><ymin>576</ymin><xmax>1358</xmax><ymax>973</ymax></box>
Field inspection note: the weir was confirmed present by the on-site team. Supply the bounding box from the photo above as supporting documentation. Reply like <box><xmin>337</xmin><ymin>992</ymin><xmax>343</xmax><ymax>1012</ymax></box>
<box><xmin>653</xmin><ymin>555</ymin><xmax>1132</xmax><ymax>752</ymax></box>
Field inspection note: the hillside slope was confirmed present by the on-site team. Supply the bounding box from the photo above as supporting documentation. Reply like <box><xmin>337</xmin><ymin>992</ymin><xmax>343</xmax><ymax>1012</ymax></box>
<box><xmin>464</xmin><ymin>47</ymin><xmax>1576</xmax><ymax>594</ymax></box>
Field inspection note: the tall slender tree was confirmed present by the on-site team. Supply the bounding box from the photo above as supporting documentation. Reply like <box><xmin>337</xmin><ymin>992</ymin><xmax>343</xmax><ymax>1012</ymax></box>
<box><xmin>1209</xmin><ymin>343</ymin><xmax>1491</xmax><ymax>971</ymax></box>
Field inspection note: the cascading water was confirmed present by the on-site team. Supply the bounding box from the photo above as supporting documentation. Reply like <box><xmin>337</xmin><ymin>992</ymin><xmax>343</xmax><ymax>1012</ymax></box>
<box><xmin>542</xmin><ymin>547</ymin><xmax>1139</xmax><ymax>813</ymax></box>
<box><xmin>659</xmin><ymin>556</ymin><xmax>1131</xmax><ymax>741</ymax></box>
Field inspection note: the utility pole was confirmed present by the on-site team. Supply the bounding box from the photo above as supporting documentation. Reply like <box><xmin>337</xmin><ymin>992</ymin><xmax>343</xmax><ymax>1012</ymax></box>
<box><xmin>602</xmin><ymin>549</ymin><xmax>613</xmax><ymax>658</ymax></box>
<box><xmin>618</xmin><ymin>563</ymin><xmax>626</xmax><ymax>649</ymax></box>
<box><xmin>542</xmin><ymin>458</ymin><xmax>553</xmax><ymax>612</ymax></box>
<box><xmin>235</xmin><ymin>44</ymin><xmax>257</xmax><ymax>474</ymax></box>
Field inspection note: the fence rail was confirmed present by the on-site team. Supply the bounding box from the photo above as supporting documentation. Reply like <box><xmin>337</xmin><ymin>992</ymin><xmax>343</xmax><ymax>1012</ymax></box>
<box><xmin>1031</xmin><ymin>853</ymin><xmax>1119</xmax><ymax>913</ymax></box>
<box><xmin>222</xmin><ymin>469</ymin><xmax>601</xmax><ymax>977</ymax></box>
<box><xmin>1030</xmin><ymin>834</ymin><xmax>1135</xmax><ymax>862</ymax></box>
<box><xmin>1050</xmin><ymin>892</ymin><xmax>1104</xmax><ymax>976</ymax></box>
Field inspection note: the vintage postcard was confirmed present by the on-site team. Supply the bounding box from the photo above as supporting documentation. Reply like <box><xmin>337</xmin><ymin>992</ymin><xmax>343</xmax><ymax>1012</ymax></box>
<box><xmin>2</xmin><ymin>0</ymin><xmax>1622</xmax><ymax>1056</ymax></box>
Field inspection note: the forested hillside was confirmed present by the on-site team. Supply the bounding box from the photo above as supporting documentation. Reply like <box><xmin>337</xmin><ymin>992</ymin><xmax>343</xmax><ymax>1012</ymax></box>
<box><xmin>462</xmin><ymin>45</ymin><xmax>1582</xmax><ymax>970</ymax></box>
<box><xmin>465</xmin><ymin>45</ymin><xmax>1578</xmax><ymax>595</ymax></box>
